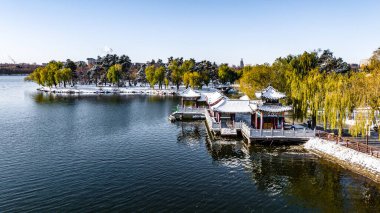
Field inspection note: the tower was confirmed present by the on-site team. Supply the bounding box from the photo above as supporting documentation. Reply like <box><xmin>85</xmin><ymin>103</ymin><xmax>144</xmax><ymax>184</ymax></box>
<box><xmin>240</xmin><ymin>58</ymin><xmax>244</xmax><ymax>68</ymax></box>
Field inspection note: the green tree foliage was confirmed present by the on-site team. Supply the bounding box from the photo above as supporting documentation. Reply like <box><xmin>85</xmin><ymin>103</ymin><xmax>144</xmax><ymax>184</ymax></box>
<box><xmin>218</xmin><ymin>64</ymin><xmax>237</xmax><ymax>84</ymax></box>
<box><xmin>145</xmin><ymin>65</ymin><xmax>157</xmax><ymax>88</ymax></box>
<box><xmin>240</xmin><ymin>64</ymin><xmax>276</xmax><ymax>98</ymax></box>
<box><xmin>107</xmin><ymin>64</ymin><xmax>123</xmax><ymax>87</ymax></box>
<box><xmin>64</xmin><ymin>59</ymin><xmax>77</xmax><ymax>85</ymax></box>
<box><xmin>155</xmin><ymin>66</ymin><xmax>165</xmax><ymax>89</ymax></box>
<box><xmin>164</xmin><ymin>78</ymin><xmax>169</xmax><ymax>89</ymax></box>
<box><xmin>239</xmin><ymin>49</ymin><xmax>376</xmax><ymax>136</ymax></box>
<box><xmin>27</xmin><ymin>61</ymin><xmax>63</xmax><ymax>87</ymax></box>
<box><xmin>168</xmin><ymin>58</ymin><xmax>183</xmax><ymax>90</ymax></box>
<box><xmin>183</xmin><ymin>72</ymin><xmax>190</xmax><ymax>88</ymax></box>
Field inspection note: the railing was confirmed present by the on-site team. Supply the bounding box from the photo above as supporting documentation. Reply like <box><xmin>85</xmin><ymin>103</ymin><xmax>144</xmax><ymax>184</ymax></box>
<box><xmin>176</xmin><ymin>106</ymin><xmax>207</xmax><ymax>113</ymax></box>
<box><xmin>241</xmin><ymin>122</ymin><xmax>251</xmax><ymax>138</ymax></box>
<box><xmin>318</xmin><ymin>132</ymin><xmax>380</xmax><ymax>158</ymax></box>
<box><xmin>234</xmin><ymin>121</ymin><xmax>243</xmax><ymax>129</ymax></box>
<box><xmin>204</xmin><ymin>109</ymin><xmax>221</xmax><ymax>130</ymax></box>
<box><xmin>241</xmin><ymin>124</ymin><xmax>316</xmax><ymax>139</ymax></box>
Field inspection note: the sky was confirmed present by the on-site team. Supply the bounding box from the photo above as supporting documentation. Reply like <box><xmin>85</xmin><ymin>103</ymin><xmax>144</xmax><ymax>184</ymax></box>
<box><xmin>0</xmin><ymin>0</ymin><xmax>379</xmax><ymax>65</ymax></box>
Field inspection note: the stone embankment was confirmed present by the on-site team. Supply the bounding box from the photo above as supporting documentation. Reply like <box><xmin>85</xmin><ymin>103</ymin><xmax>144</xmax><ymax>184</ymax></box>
<box><xmin>304</xmin><ymin>138</ymin><xmax>380</xmax><ymax>183</ymax></box>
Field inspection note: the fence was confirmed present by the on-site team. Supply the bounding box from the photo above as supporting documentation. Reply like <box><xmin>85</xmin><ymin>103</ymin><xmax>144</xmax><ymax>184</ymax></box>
<box><xmin>318</xmin><ymin>132</ymin><xmax>380</xmax><ymax>158</ymax></box>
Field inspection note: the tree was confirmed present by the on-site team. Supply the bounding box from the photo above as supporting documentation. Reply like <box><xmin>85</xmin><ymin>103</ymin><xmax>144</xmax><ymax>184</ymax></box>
<box><xmin>168</xmin><ymin>58</ymin><xmax>183</xmax><ymax>90</ymax></box>
<box><xmin>183</xmin><ymin>72</ymin><xmax>191</xmax><ymax>88</ymax></box>
<box><xmin>189</xmin><ymin>72</ymin><xmax>202</xmax><ymax>89</ymax></box>
<box><xmin>27</xmin><ymin>67</ymin><xmax>44</xmax><ymax>85</ymax></box>
<box><xmin>240</xmin><ymin>64</ymin><xmax>276</xmax><ymax>98</ymax></box>
<box><xmin>145</xmin><ymin>65</ymin><xmax>157</xmax><ymax>88</ymax></box>
<box><xmin>107</xmin><ymin>64</ymin><xmax>122</xmax><ymax>87</ymax></box>
<box><xmin>318</xmin><ymin>49</ymin><xmax>350</xmax><ymax>73</ymax></box>
<box><xmin>164</xmin><ymin>78</ymin><xmax>169</xmax><ymax>89</ymax></box>
<box><xmin>137</xmin><ymin>64</ymin><xmax>146</xmax><ymax>85</ymax></box>
<box><xmin>118</xmin><ymin>55</ymin><xmax>132</xmax><ymax>85</ymax></box>
<box><xmin>218</xmin><ymin>64</ymin><xmax>236</xmax><ymax>84</ymax></box>
<box><xmin>64</xmin><ymin>59</ymin><xmax>77</xmax><ymax>85</ymax></box>
<box><xmin>155</xmin><ymin>66</ymin><xmax>165</xmax><ymax>89</ymax></box>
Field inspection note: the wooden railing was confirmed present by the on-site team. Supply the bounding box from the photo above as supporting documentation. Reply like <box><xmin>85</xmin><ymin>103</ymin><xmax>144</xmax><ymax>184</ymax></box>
<box><xmin>318</xmin><ymin>132</ymin><xmax>380</xmax><ymax>158</ymax></box>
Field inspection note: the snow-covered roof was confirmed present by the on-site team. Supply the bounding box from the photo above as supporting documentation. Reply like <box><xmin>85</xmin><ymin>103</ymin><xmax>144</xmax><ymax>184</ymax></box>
<box><xmin>257</xmin><ymin>105</ymin><xmax>292</xmax><ymax>113</ymax></box>
<box><xmin>180</xmin><ymin>88</ymin><xmax>201</xmax><ymax>98</ymax></box>
<box><xmin>256</xmin><ymin>86</ymin><xmax>286</xmax><ymax>100</ymax></box>
<box><xmin>212</xmin><ymin>100</ymin><xmax>252</xmax><ymax>113</ymax></box>
<box><xmin>205</xmin><ymin>91</ymin><xmax>224</xmax><ymax>105</ymax></box>
<box><xmin>239</xmin><ymin>95</ymin><xmax>250</xmax><ymax>100</ymax></box>
<box><xmin>197</xmin><ymin>93</ymin><xmax>207</xmax><ymax>102</ymax></box>
<box><xmin>210</xmin><ymin>98</ymin><xmax>227</xmax><ymax>109</ymax></box>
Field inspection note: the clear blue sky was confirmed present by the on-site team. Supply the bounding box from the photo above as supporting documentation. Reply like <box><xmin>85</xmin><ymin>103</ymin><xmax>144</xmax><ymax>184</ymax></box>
<box><xmin>1</xmin><ymin>0</ymin><xmax>379</xmax><ymax>65</ymax></box>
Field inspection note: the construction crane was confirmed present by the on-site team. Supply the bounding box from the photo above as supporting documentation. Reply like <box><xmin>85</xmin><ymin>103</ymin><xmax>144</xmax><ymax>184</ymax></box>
<box><xmin>8</xmin><ymin>55</ymin><xmax>22</xmax><ymax>68</ymax></box>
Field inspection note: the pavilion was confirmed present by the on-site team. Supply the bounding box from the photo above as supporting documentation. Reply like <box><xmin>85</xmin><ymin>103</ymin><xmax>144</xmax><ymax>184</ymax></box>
<box><xmin>250</xmin><ymin>86</ymin><xmax>292</xmax><ymax>129</ymax></box>
<box><xmin>179</xmin><ymin>88</ymin><xmax>201</xmax><ymax>107</ymax></box>
<box><xmin>209</xmin><ymin>86</ymin><xmax>292</xmax><ymax>130</ymax></box>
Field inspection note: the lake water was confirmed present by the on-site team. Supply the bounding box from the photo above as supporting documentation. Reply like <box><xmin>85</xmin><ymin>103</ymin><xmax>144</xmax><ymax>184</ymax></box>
<box><xmin>1</xmin><ymin>76</ymin><xmax>380</xmax><ymax>212</ymax></box>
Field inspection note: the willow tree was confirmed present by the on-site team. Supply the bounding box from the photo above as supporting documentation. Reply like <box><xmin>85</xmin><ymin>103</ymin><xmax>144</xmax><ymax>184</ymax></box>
<box><xmin>322</xmin><ymin>73</ymin><xmax>352</xmax><ymax>136</ymax></box>
<box><xmin>349</xmin><ymin>58</ymin><xmax>380</xmax><ymax>136</ymax></box>
<box><xmin>27</xmin><ymin>67</ymin><xmax>44</xmax><ymax>86</ymax></box>
<box><xmin>301</xmin><ymin>68</ymin><xmax>325</xmax><ymax>129</ymax></box>
<box><xmin>107</xmin><ymin>64</ymin><xmax>122</xmax><ymax>87</ymax></box>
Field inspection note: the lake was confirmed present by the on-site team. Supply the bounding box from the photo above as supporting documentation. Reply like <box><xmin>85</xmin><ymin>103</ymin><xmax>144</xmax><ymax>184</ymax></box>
<box><xmin>0</xmin><ymin>75</ymin><xmax>379</xmax><ymax>212</ymax></box>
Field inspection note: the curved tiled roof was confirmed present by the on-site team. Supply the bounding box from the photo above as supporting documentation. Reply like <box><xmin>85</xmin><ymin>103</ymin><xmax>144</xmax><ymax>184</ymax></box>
<box><xmin>180</xmin><ymin>88</ymin><xmax>201</xmax><ymax>98</ymax></box>
<box><xmin>257</xmin><ymin>104</ymin><xmax>292</xmax><ymax>113</ymax></box>
<box><xmin>212</xmin><ymin>100</ymin><xmax>252</xmax><ymax>113</ymax></box>
<box><xmin>256</xmin><ymin>86</ymin><xmax>286</xmax><ymax>100</ymax></box>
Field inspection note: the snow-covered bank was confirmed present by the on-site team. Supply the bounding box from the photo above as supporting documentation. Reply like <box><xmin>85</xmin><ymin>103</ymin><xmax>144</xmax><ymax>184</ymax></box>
<box><xmin>304</xmin><ymin>138</ymin><xmax>380</xmax><ymax>182</ymax></box>
<box><xmin>37</xmin><ymin>86</ymin><xmax>178</xmax><ymax>96</ymax></box>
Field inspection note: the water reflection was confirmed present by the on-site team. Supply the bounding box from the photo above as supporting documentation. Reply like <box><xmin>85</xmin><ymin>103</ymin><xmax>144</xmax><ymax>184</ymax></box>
<box><xmin>176</xmin><ymin>121</ymin><xmax>203</xmax><ymax>148</ymax></box>
<box><xmin>29</xmin><ymin>90</ymin><xmax>380</xmax><ymax>212</ymax></box>
<box><xmin>199</xmin><ymin>126</ymin><xmax>380</xmax><ymax>211</ymax></box>
<box><xmin>31</xmin><ymin>92</ymin><xmax>179</xmax><ymax>105</ymax></box>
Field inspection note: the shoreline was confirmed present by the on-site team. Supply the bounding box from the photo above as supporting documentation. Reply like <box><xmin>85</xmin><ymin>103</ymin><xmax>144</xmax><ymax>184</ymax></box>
<box><xmin>304</xmin><ymin>138</ymin><xmax>380</xmax><ymax>183</ymax></box>
<box><xmin>37</xmin><ymin>86</ymin><xmax>180</xmax><ymax>96</ymax></box>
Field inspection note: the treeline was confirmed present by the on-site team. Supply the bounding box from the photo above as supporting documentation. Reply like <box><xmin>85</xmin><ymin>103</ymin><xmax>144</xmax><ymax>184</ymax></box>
<box><xmin>27</xmin><ymin>55</ymin><xmax>240</xmax><ymax>89</ymax></box>
<box><xmin>0</xmin><ymin>64</ymin><xmax>40</xmax><ymax>75</ymax></box>
<box><xmin>240</xmin><ymin>49</ymin><xmax>380</xmax><ymax>136</ymax></box>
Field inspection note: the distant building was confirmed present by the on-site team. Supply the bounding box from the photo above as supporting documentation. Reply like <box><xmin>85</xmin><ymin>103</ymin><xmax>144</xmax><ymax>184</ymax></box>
<box><xmin>349</xmin><ymin>63</ymin><xmax>359</xmax><ymax>72</ymax></box>
<box><xmin>240</xmin><ymin>58</ymin><xmax>244</xmax><ymax>68</ymax></box>
<box><xmin>87</xmin><ymin>58</ymin><xmax>96</xmax><ymax>66</ymax></box>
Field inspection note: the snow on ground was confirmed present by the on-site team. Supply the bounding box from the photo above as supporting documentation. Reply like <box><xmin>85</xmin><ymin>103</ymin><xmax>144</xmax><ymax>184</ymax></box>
<box><xmin>38</xmin><ymin>85</ymin><xmax>179</xmax><ymax>96</ymax></box>
<box><xmin>304</xmin><ymin>138</ymin><xmax>380</xmax><ymax>174</ymax></box>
